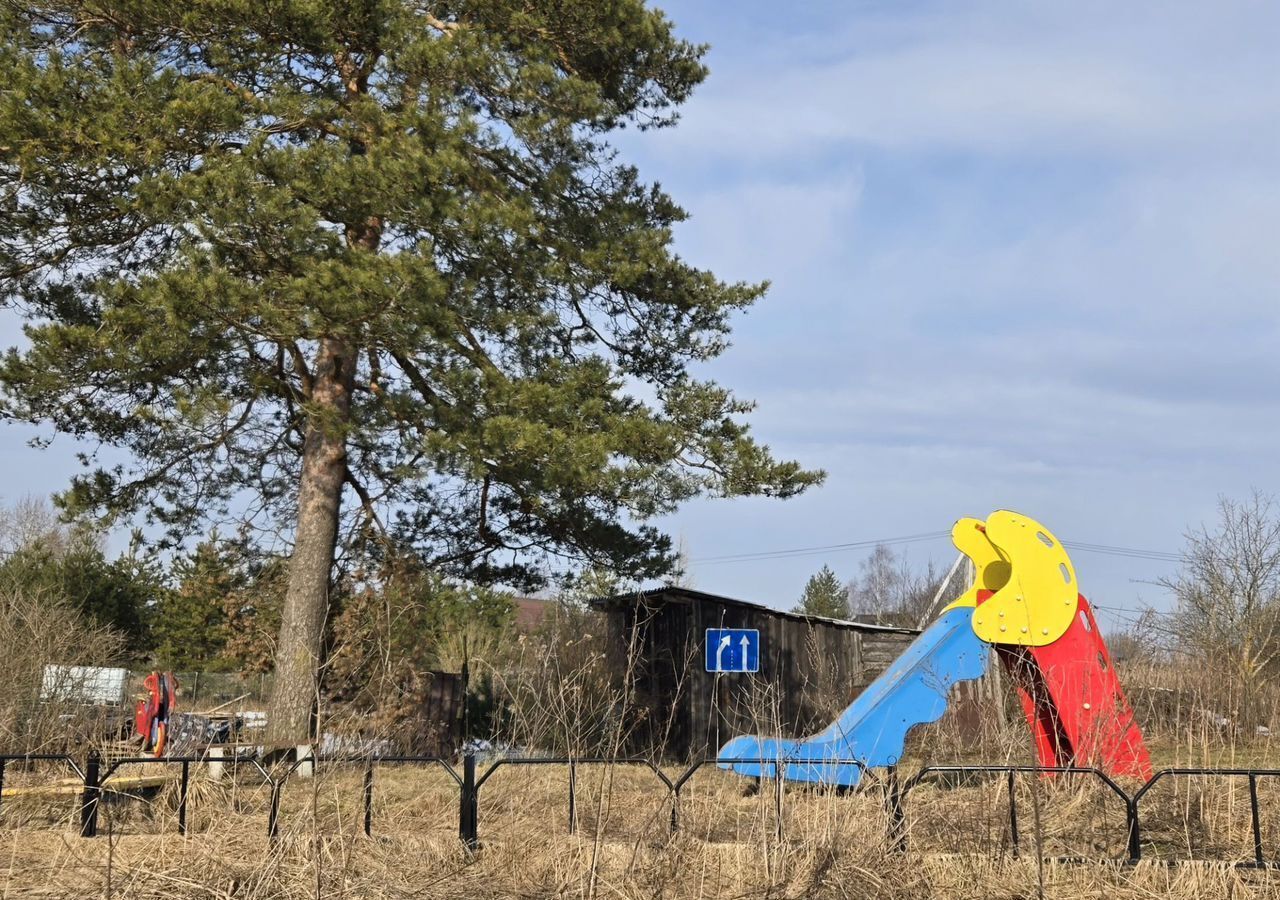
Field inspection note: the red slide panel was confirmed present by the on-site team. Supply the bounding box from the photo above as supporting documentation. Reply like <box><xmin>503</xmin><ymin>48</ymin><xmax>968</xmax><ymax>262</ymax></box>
<box><xmin>998</xmin><ymin>595</ymin><xmax>1152</xmax><ymax>780</ymax></box>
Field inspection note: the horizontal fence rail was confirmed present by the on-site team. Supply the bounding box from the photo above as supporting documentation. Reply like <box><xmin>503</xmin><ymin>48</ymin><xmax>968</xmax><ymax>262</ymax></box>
<box><xmin>4</xmin><ymin>750</ymin><xmax>1280</xmax><ymax>867</ymax></box>
<box><xmin>0</xmin><ymin>754</ymin><xmax>87</xmax><ymax>834</ymax></box>
<box><xmin>1130</xmin><ymin>768</ymin><xmax>1280</xmax><ymax>868</ymax></box>
<box><xmin>894</xmin><ymin>764</ymin><xmax>1134</xmax><ymax>861</ymax></box>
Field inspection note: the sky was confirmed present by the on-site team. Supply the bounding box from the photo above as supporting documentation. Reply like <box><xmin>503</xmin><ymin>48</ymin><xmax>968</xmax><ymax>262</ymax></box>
<box><xmin>4</xmin><ymin>1</ymin><xmax>1280</xmax><ymax>630</ymax></box>
<box><xmin>608</xmin><ymin>0</ymin><xmax>1280</xmax><ymax>628</ymax></box>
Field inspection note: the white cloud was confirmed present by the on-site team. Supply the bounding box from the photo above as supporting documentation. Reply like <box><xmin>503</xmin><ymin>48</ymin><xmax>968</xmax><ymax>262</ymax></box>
<box><xmin>653</xmin><ymin>1</ymin><xmax>1280</xmax><ymax>163</ymax></box>
<box><xmin>671</xmin><ymin>172</ymin><xmax>864</xmax><ymax>287</ymax></box>
<box><xmin>628</xmin><ymin>0</ymin><xmax>1280</xmax><ymax>616</ymax></box>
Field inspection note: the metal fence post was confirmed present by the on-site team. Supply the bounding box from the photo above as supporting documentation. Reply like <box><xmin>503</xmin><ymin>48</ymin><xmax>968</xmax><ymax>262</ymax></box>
<box><xmin>1126</xmin><ymin>796</ymin><xmax>1141</xmax><ymax>863</ymax></box>
<box><xmin>774</xmin><ymin>763</ymin><xmax>785</xmax><ymax>844</ymax></box>
<box><xmin>567</xmin><ymin>761</ymin><xmax>577</xmax><ymax>835</ymax></box>
<box><xmin>1006</xmin><ymin>770</ymin><xmax>1019</xmax><ymax>858</ymax></box>
<box><xmin>178</xmin><ymin>760</ymin><xmax>190</xmax><ymax>836</ymax></box>
<box><xmin>886</xmin><ymin>765</ymin><xmax>906</xmax><ymax>851</ymax></box>
<box><xmin>459</xmin><ymin>753</ymin><xmax>478</xmax><ymax>850</ymax></box>
<box><xmin>1250</xmin><ymin>774</ymin><xmax>1264</xmax><ymax>865</ymax></box>
<box><xmin>268</xmin><ymin>779</ymin><xmax>282</xmax><ymax>840</ymax></box>
<box><xmin>364</xmin><ymin>762</ymin><xmax>374</xmax><ymax>837</ymax></box>
<box><xmin>79</xmin><ymin>751</ymin><xmax>101</xmax><ymax>838</ymax></box>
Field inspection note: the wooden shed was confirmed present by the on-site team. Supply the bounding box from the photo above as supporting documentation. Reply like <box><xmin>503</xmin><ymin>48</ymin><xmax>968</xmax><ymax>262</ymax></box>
<box><xmin>590</xmin><ymin>587</ymin><xmax>921</xmax><ymax>760</ymax></box>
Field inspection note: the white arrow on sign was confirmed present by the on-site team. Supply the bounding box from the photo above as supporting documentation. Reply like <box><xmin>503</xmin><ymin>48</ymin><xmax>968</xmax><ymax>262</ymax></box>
<box><xmin>739</xmin><ymin>634</ymin><xmax>751</xmax><ymax>672</ymax></box>
<box><xmin>716</xmin><ymin>634</ymin><xmax>731</xmax><ymax>672</ymax></box>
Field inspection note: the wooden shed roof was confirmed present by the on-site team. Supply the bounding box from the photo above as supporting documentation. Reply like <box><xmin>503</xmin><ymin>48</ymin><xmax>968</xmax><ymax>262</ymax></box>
<box><xmin>588</xmin><ymin>586</ymin><xmax>921</xmax><ymax>636</ymax></box>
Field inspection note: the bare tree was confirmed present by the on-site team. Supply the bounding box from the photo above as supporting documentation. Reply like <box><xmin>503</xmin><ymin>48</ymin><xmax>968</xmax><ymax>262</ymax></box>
<box><xmin>668</xmin><ymin>535</ymin><xmax>696</xmax><ymax>589</ymax></box>
<box><xmin>1160</xmin><ymin>492</ymin><xmax>1280</xmax><ymax>719</ymax></box>
<box><xmin>0</xmin><ymin>496</ymin><xmax>65</xmax><ymax>557</ymax></box>
<box><xmin>846</xmin><ymin>544</ymin><xmax>946</xmax><ymax>626</ymax></box>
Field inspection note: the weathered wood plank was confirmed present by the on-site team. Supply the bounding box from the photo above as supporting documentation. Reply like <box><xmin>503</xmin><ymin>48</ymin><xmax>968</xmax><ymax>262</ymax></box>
<box><xmin>595</xmin><ymin>588</ymin><xmax>924</xmax><ymax>759</ymax></box>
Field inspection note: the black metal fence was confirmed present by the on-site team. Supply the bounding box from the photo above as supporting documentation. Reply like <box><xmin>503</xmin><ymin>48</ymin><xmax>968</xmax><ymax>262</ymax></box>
<box><xmin>3</xmin><ymin>751</ymin><xmax>1280</xmax><ymax>867</ymax></box>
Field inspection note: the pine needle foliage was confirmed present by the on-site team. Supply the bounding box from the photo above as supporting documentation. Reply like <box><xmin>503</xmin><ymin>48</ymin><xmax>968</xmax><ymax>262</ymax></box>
<box><xmin>794</xmin><ymin>564</ymin><xmax>850</xmax><ymax>620</ymax></box>
<box><xmin>0</xmin><ymin>0</ymin><xmax>823</xmax><ymax>740</ymax></box>
<box><xmin>0</xmin><ymin>0</ymin><xmax>820</xmax><ymax>584</ymax></box>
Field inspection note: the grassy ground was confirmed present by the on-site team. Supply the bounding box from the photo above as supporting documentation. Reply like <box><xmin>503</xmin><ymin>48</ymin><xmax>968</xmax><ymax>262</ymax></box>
<box><xmin>4</xmin><ymin>742</ymin><xmax>1280</xmax><ymax>898</ymax></box>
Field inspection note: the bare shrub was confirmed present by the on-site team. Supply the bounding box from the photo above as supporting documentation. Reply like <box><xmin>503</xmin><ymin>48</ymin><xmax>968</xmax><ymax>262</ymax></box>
<box><xmin>1159</xmin><ymin>492</ymin><xmax>1280</xmax><ymax>728</ymax></box>
<box><xmin>321</xmin><ymin>566</ymin><xmax>513</xmax><ymax>752</ymax></box>
<box><xmin>488</xmin><ymin>601</ymin><xmax>630</xmax><ymax>755</ymax></box>
<box><xmin>0</xmin><ymin>582</ymin><xmax>125</xmax><ymax>753</ymax></box>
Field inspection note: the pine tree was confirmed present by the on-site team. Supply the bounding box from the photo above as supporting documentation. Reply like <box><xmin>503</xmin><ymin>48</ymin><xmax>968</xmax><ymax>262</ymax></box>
<box><xmin>0</xmin><ymin>523</ymin><xmax>159</xmax><ymax>645</ymax></box>
<box><xmin>153</xmin><ymin>539</ymin><xmax>245</xmax><ymax>670</ymax></box>
<box><xmin>794</xmin><ymin>565</ymin><xmax>850</xmax><ymax>619</ymax></box>
<box><xmin>0</xmin><ymin>1</ymin><xmax>823</xmax><ymax>743</ymax></box>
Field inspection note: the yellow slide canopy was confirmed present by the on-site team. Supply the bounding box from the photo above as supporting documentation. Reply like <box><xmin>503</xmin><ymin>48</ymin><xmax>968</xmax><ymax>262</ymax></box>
<box><xmin>943</xmin><ymin>510</ymin><xmax>1079</xmax><ymax>647</ymax></box>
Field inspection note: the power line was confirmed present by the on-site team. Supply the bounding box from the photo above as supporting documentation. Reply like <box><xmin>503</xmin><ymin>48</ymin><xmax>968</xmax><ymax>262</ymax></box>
<box><xmin>693</xmin><ymin>533</ymin><xmax>1183</xmax><ymax>566</ymax></box>
<box><xmin>1091</xmin><ymin>603</ymin><xmax>1150</xmax><ymax>620</ymax></box>
<box><xmin>1091</xmin><ymin>602</ymin><xmax>1174</xmax><ymax>620</ymax></box>
<box><xmin>1060</xmin><ymin>540</ymin><xmax>1182</xmax><ymax>562</ymax></box>
<box><xmin>692</xmin><ymin>531</ymin><xmax>949</xmax><ymax>565</ymax></box>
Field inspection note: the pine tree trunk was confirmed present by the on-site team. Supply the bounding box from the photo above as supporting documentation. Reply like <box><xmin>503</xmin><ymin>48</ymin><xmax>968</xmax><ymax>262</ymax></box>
<box><xmin>264</xmin><ymin>337</ymin><xmax>356</xmax><ymax>747</ymax></box>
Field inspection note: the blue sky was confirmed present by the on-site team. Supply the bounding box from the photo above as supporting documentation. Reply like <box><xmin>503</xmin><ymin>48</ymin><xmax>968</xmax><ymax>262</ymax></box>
<box><xmin>4</xmin><ymin>1</ymin><xmax>1279</xmax><ymax>629</ymax></box>
<box><xmin>610</xmin><ymin>0</ymin><xmax>1280</xmax><ymax>626</ymax></box>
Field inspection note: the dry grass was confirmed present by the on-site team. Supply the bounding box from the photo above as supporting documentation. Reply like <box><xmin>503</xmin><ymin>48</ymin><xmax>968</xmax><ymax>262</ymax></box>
<box><xmin>9</xmin><ymin>584</ymin><xmax>1280</xmax><ymax>897</ymax></box>
<box><xmin>6</xmin><ymin>747</ymin><xmax>1280</xmax><ymax>898</ymax></box>
<box><xmin>0</xmin><ymin>584</ymin><xmax>126</xmax><ymax>755</ymax></box>
<box><xmin>13</xmin><ymin>827</ymin><xmax>1280</xmax><ymax>900</ymax></box>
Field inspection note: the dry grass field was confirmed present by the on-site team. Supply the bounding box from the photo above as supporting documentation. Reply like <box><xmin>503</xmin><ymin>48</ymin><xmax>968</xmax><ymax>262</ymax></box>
<box><xmin>4</xmin><ymin>742</ymin><xmax>1280</xmax><ymax>899</ymax></box>
<box><xmin>5</xmin><ymin>585</ymin><xmax>1280</xmax><ymax>897</ymax></box>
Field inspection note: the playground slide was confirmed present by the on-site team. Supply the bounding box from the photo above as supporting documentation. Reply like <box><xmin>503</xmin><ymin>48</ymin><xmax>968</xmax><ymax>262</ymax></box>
<box><xmin>717</xmin><ymin>511</ymin><xmax>1153</xmax><ymax>791</ymax></box>
<box><xmin>717</xmin><ymin>605</ymin><xmax>991</xmax><ymax>787</ymax></box>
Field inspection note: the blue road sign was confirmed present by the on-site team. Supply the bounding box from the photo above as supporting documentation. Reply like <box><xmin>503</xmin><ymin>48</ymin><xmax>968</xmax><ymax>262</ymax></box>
<box><xmin>706</xmin><ymin>628</ymin><xmax>760</xmax><ymax>673</ymax></box>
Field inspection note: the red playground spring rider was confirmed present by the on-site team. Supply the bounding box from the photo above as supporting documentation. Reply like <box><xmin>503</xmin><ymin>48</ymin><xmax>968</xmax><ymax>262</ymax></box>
<box><xmin>134</xmin><ymin>671</ymin><xmax>178</xmax><ymax>757</ymax></box>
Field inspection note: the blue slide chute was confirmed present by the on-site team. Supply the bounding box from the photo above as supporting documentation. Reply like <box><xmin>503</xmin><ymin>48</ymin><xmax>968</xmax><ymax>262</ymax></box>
<box><xmin>716</xmin><ymin>606</ymin><xmax>989</xmax><ymax>787</ymax></box>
